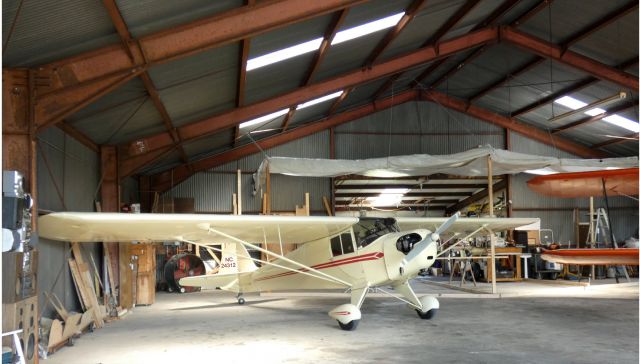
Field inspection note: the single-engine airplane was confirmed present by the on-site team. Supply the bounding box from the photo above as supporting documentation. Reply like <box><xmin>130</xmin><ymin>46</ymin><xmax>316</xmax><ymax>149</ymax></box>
<box><xmin>38</xmin><ymin>212</ymin><xmax>538</xmax><ymax>330</ymax></box>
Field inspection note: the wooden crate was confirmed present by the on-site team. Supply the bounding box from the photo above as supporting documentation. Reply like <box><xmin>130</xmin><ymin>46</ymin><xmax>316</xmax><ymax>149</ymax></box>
<box><xmin>130</xmin><ymin>243</ymin><xmax>156</xmax><ymax>305</ymax></box>
<box><xmin>2</xmin><ymin>295</ymin><xmax>39</xmax><ymax>363</ymax></box>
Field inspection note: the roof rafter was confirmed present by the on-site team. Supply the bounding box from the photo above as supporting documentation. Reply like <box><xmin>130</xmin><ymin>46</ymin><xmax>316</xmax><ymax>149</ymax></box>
<box><xmin>233</xmin><ymin>0</ymin><xmax>256</xmax><ymax>147</ymax></box>
<box><xmin>416</xmin><ymin>0</ymin><xmax>545</xmax><ymax>90</ymax></box>
<box><xmin>124</xmin><ymin>27</ymin><xmax>498</xmax><ymax>160</ymax></box>
<box><xmin>511</xmin><ymin>57</ymin><xmax>637</xmax><ymax>117</ymax></box>
<box><xmin>336</xmin><ymin>0</ymin><xmax>427</xmax><ymax>114</ymax></box>
<box><xmin>279</xmin><ymin>8</ymin><xmax>349</xmax><ymax>132</ymax></box>
<box><xmin>501</xmin><ymin>26</ymin><xmax>638</xmax><ymax>90</ymax></box>
<box><xmin>445</xmin><ymin>179</ymin><xmax>507</xmax><ymax>214</ymax></box>
<box><xmin>421</xmin><ymin>90</ymin><xmax>607</xmax><ymax>158</ymax></box>
<box><xmin>31</xmin><ymin>0</ymin><xmax>364</xmax><ymax>130</ymax></box>
<box><xmin>102</xmin><ymin>0</ymin><xmax>190</xmax><ymax>165</ymax></box>
<box><xmin>551</xmin><ymin>101</ymin><xmax>639</xmax><ymax>134</ymax></box>
<box><xmin>475</xmin><ymin>3</ymin><xmax>638</xmax><ymax>106</ymax></box>
<box><xmin>591</xmin><ymin>133</ymin><xmax>639</xmax><ymax>149</ymax></box>
<box><xmin>149</xmin><ymin>90</ymin><xmax>419</xmax><ymax>192</ymax></box>
<box><xmin>379</xmin><ymin>0</ymin><xmax>486</xmax><ymax>96</ymax></box>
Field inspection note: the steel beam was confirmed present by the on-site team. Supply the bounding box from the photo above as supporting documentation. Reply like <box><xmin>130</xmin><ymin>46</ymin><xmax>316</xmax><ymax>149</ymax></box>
<box><xmin>501</xmin><ymin>26</ymin><xmax>638</xmax><ymax>90</ymax></box>
<box><xmin>411</xmin><ymin>0</ymin><xmax>518</xmax><ymax>90</ymax></box>
<box><xmin>422</xmin><ymin>0</ymin><xmax>481</xmax><ymax>48</ymax></box>
<box><xmin>592</xmin><ymin>133</ymin><xmax>639</xmax><ymax>149</ymax></box>
<box><xmin>468</xmin><ymin>58</ymin><xmax>544</xmax><ymax>103</ymax></box>
<box><xmin>30</xmin><ymin>1</ymin><xmax>363</xmax><ymax>130</ymax></box>
<box><xmin>562</xmin><ymin>2</ymin><xmax>638</xmax><ymax>51</ymax></box>
<box><xmin>445</xmin><ymin>179</ymin><xmax>507</xmax><ymax>214</ymax></box>
<box><xmin>551</xmin><ymin>101</ymin><xmax>638</xmax><ymax>134</ymax></box>
<box><xmin>149</xmin><ymin>89</ymin><xmax>418</xmax><ymax>191</ymax></box>
<box><xmin>415</xmin><ymin>0</ymin><xmax>546</xmax><ymax>89</ymax></box>
<box><xmin>511</xmin><ymin>58</ymin><xmax>637</xmax><ymax>117</ymax></box>
<box><xmin>128</xmin><ymin>28</ymin><xmax>498</xmax><ymax>159</ymax></box>
<box><xmin>421</xmin><ymin>90</ymin><xmax>607</xmax><ymax>158</ymax></box>
<box><xmin>56</xmin><ymin>122</ymin><xmax>99</xmax><ymax>153</ymax></box>
<box><xmin>336</xmin><ymin>184</ymin><xmax>485</xmax><ymax>190</ymax></box>
<box><xmin>365</xmin><ymin>0</ymin><xmax>427</xmax><ymax>67</ymax></box>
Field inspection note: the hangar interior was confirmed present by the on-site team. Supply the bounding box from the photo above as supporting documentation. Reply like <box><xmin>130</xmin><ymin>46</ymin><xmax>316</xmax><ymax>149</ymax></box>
<box><xmin>2</xmin><ymin>0</ymin><xmax>639</xmax><ymax>363</ymax></box>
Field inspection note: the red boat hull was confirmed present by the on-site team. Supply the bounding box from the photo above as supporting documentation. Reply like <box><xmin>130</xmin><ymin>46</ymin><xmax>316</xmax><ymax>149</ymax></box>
<box><xmin>541</xmin><ymin>248</ymin><xmax>639</xmax><ymax>265</ymax></box>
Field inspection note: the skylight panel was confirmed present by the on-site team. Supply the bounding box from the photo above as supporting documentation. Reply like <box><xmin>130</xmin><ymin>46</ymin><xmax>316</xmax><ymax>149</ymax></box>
<box><xmin>367</xmin><ymin>188</ymin><xmax>409</xmax><ymax>206</ymax></box>
<box><xmin>524</xmin><ymin>169</ymin><xmax>557</xmax><ymax>175</ymax></box>
<box><xmin>239</xmin><ymin>109</ymin><xmax>289</xmax><ymax>129</ymax></box>
<box><xmin>602</xmin><ymin>114</ymin><xmax>640</xmax><ymax>132</ymax></box>
<box><xmin>296</xmin><ymin>91</ymin><xmax>343</xmax><ymax>110</ymax></box>
<box><xmin>554</xmin><ymin>96</ymin><xmax>586</xmax><ymax>109</ymax></box>
<box><xmin>246</xmin><ymin>38</ymin><xmax>323</xmax><ymax>71</ymax></box>
<box><xmin>584</xmin><ymin>108</ymin><xmax>605</xmax><ymax>116</ymax></box>
<box><xmin>332</xmin><ymin>12</ymin><xmax>404</xmax><ymax>45</ymax></box>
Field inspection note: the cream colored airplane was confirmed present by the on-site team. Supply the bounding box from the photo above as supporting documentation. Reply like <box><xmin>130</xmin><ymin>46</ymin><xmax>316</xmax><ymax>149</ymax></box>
<box><xmin>38</xmin><ymin>212</ymin><xmax>538</xmax><ymax>330</ymax></box>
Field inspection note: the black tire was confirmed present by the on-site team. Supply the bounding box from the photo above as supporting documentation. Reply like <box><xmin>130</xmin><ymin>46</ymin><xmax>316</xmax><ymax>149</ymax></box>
<box><xmin>338</xmin><ymin>320</ymin><xmax>359</xmax><ymax>331</ymax></box>
<box><xmin>416</xmin><ymin>309</ymin><xmax>437</xmax><ymax>320</ymax></box>
<box><xmin>66</xmin><ymin>337</ymin><xmax>75</xmax><ymax>347</ymax></box>
<box><xmin>179</xmin><ymin>286</ymin><xmax>186</xmax><ymax>293</ymax></box>
<box><xmin>550</xmin><ymin>272</ymin><xmax>558</xmax><ymax>280</ymax></box>
<box><xmin>238</xmin><ymin>298</ymin><xmax>246</xmax><ymax>305</ymax></box>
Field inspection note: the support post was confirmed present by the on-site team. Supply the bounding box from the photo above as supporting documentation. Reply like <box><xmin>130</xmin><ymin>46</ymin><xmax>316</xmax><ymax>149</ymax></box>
<box><xmin>589</xmin><ymin>196</ymin><xmax>595</xmax><ymax>279</ymax></box>
<box><xmin>489</xmin><ymin>231</ymin><xmax>497</xmax><ymax>294</ymax></box>
<box><xmin>237</xmin><ymin>169</ymin><xmax>242</xmax><ymax>215</ymax></box>
<box><xmin>487</xmin><ymin>156</ymin><xmax>494</xmax><ymax>217</ymax></box>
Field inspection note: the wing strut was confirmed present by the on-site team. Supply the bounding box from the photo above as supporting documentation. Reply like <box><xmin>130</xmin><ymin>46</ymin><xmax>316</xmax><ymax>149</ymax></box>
<box><xmin>205</xmin><ymin>226</ymin><xmax>353</xmax><ymax>287</ymax></box>
<box><xmin>182</xmin><ymin>239</ymin><xmax>350</xmax><ymax>287</ymax></box>
<box><xmin>437</xmin><ymin>224</ymin><xmax>488</xmax><ymax>258</ymax></box>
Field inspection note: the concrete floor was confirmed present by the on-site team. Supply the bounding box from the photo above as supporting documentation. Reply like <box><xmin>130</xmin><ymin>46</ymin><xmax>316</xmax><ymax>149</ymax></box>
<box><xmin>44</xmin><ymin>279</ymin><xmax>638</xmax><ymax>364</ymax></box>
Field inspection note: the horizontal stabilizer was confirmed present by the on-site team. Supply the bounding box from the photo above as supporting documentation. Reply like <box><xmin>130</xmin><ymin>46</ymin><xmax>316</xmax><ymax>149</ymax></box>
<box><xmin>179</xmin><ymin>273</ymin><xmax>240</xmax><ymax>289</ymax></box>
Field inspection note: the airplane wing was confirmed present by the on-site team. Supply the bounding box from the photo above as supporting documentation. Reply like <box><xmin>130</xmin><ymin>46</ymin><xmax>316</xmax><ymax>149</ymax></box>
<box><xmin>38</xmin><ymin>212</ymin><xmax>358</xmax><ymax>245</ymax></box>
<box><xmin>396</xmin><ymin>217</ymin><xmax>540</xmax><ymax>237</ymax></box>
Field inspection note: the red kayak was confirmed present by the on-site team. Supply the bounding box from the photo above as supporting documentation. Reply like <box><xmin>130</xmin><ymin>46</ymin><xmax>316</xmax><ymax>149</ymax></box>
<box><xmin>541</xmin><ymin>248</ymin><xmax>639</xmax><ymax>266</ymax></box>
<box><xmin>527</xmin><ymin>168</ymin><xmax>638</xmax><ymax>198</ymax></box>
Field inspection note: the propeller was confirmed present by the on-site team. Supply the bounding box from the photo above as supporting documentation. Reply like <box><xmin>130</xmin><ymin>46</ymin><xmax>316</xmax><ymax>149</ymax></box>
<box><xmin>402</xmin><ymin>212</ymin><xmax>460</xmax><ymax>267</ymax></box>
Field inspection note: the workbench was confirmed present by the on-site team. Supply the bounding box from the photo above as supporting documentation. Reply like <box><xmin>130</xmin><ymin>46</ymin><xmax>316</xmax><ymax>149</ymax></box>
<box><xmin>484</xmin><ymin>247</ymin><xmax>523</xmax><ymax>282</ymax></box>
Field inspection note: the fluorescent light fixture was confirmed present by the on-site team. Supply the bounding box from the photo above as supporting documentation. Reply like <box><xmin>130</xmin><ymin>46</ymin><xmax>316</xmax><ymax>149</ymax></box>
<box><xmin>239</xmin><ymin>109</ymin><xmax>289</xmax><ymax>129</ymax></box>
<box><xmin>554</xmin><ymin>96</ymin><xmax>587</xmax><ymax>110</ymax></box>
<box><xmin>551</xmin><ymin>93</ymin><xmax>627</xmax><ymax>122</ymax></box>
<box><xmin>247</xmin><ymin>38</ymin><xmax>323</xmax><ymax>71</ymax></box>
<box><xmin>524</xmin><ymin>169</ymin><xmax>557</xmax><ymax>175</ymax></box>
<box><xmin>332</xmin><ymin>12</ymin><xmax>404</xmax><ymax>45</ymax></box>
<box><xmin>296</xmin><ymin>91</ymin><xmax>343</xmax><ymax>110</ymax></box>
<box><xmin>368</xmin><ymin>188</ymin><xmax>409</xmax><ymax>206</ymax></box>
<box><xmin>602</xmin><ymin>114</ymin><xmax>640</xmax><ymax>132</ymax></box>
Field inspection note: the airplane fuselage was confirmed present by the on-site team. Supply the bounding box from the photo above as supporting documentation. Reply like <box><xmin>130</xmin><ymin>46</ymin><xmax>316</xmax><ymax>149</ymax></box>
<box><xmin>238</xmin><ymin>228</ymin><xmax>436</xmax><ymax>293</ymax></box>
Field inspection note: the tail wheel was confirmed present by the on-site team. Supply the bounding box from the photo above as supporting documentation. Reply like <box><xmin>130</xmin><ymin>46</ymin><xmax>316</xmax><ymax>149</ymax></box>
<box><xmin>337</xmin><ymin>320</ymin><xmax>359</xmax><ymax>331</ymax></box>
<box><xmin>416</xmin><ymin>309</ymin><xmax>437</xmax><ymax>320</ymax></box>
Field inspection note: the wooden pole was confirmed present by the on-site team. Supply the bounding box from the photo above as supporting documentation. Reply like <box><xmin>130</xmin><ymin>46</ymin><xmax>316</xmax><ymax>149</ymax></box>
<box><xmin>265</xmin><ymin>165</ymin><xmax>271</xmax><ymax>214</ymax></box>
<box><xmin>237</xmin><ymin>169</ymin><xmax>242</xmax><ymax>215</ymax></box>
<box><xmin>589</xmin><ymin>196</ymin><xmax>595</xmax><ymax>279</ymax></box>
<box><xmin>487</xmin><ymin>156</ymin><xmax>494</xmax><ymax>217</ymax></box>
<box><xmin>490</xmin><ymin>232</ymin><xmax>497</xmax><ymax>294</ymax></box>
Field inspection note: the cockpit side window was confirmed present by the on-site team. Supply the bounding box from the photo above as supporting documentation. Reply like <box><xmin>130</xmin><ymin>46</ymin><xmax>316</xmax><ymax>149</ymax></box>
<box><xmin>330</xmin><ymin>236</ymin><xmax>342</xmax><ymax>256</ymax></box>
<box><xmin>341</xmin><ymin>233</ymin><xmax>354</xmax><ymax>254</ymax></box>
<box><xmin>354</xmin><ymin>217</ymin><xmax>399</xmax><ymax>248</ymax></box>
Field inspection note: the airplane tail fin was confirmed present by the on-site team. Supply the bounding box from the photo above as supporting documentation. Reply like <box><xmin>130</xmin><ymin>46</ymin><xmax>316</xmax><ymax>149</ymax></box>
<box><xmin>180</xmin><ymin>242</ymin><xmax>257</xmax><ymax>291</ymax></box>
<box><xmin>219</xmin><ymin>242</ymin><xmax>258</xmax><ymax>274</ymax></box>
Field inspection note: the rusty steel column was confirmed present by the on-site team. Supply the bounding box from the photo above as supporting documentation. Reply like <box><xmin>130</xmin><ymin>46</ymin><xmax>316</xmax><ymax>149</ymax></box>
<box><xmin>2</xmin><ymin>69</ymin><xmax>37</xmax><ymax>228</ymax></box>
<box><xmin>100</xmin><ymin>146</ymin><xmax>125</xmax><ymax>306</ymax></box>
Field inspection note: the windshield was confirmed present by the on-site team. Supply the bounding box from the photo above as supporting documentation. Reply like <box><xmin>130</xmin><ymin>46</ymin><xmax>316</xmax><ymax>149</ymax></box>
<box><xmin>353</xmin><ymin>217</ymin><xmax>399</xmax><ymax>248</ymax></box>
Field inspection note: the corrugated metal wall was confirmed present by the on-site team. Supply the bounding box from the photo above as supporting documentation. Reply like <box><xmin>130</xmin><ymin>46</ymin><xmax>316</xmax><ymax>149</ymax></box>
<box><xmin>165</xmin><ymin>131</ymin><xmax>331</xmax><ymax>213</ymax></box>
<box><xmin>36</xmin><ymin>127</ymin><xmax>101</xmax><ymax>318</ymax></box>
<box><xmin>510</xmin><ymin>132</ymin><xmax>638</xmax><ymax>244</ymax></box>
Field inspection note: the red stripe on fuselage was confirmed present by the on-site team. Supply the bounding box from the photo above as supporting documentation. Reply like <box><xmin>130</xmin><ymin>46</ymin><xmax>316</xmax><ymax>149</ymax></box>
<box><xmin>255</xmin><ymin>252</ymin><xmax>384</xmax><ymax>281</ymax></box>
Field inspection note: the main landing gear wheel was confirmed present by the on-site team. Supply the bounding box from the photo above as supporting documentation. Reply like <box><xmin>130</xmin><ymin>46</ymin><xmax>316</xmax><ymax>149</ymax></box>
<box><xmin>416</xmin><ymin>309</ymin><xmax>437</xmax><ymax>320</ymax></box>
<box><xmin>338</xmin><ymin>319</ymin><xmax>359</xmax><ymax>331</ymax></box>
<box><xmin>237</xmin><ymin>298</ymin><xmax>246</xmax><ymax>305</ymax></box>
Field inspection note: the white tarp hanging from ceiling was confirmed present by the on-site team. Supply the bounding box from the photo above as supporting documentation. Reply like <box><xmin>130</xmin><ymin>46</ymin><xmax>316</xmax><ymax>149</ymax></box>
<box><xmin>254</xmin><ymin>145</ymin><xmax>638</xmax><ymax>192</ymax></box>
